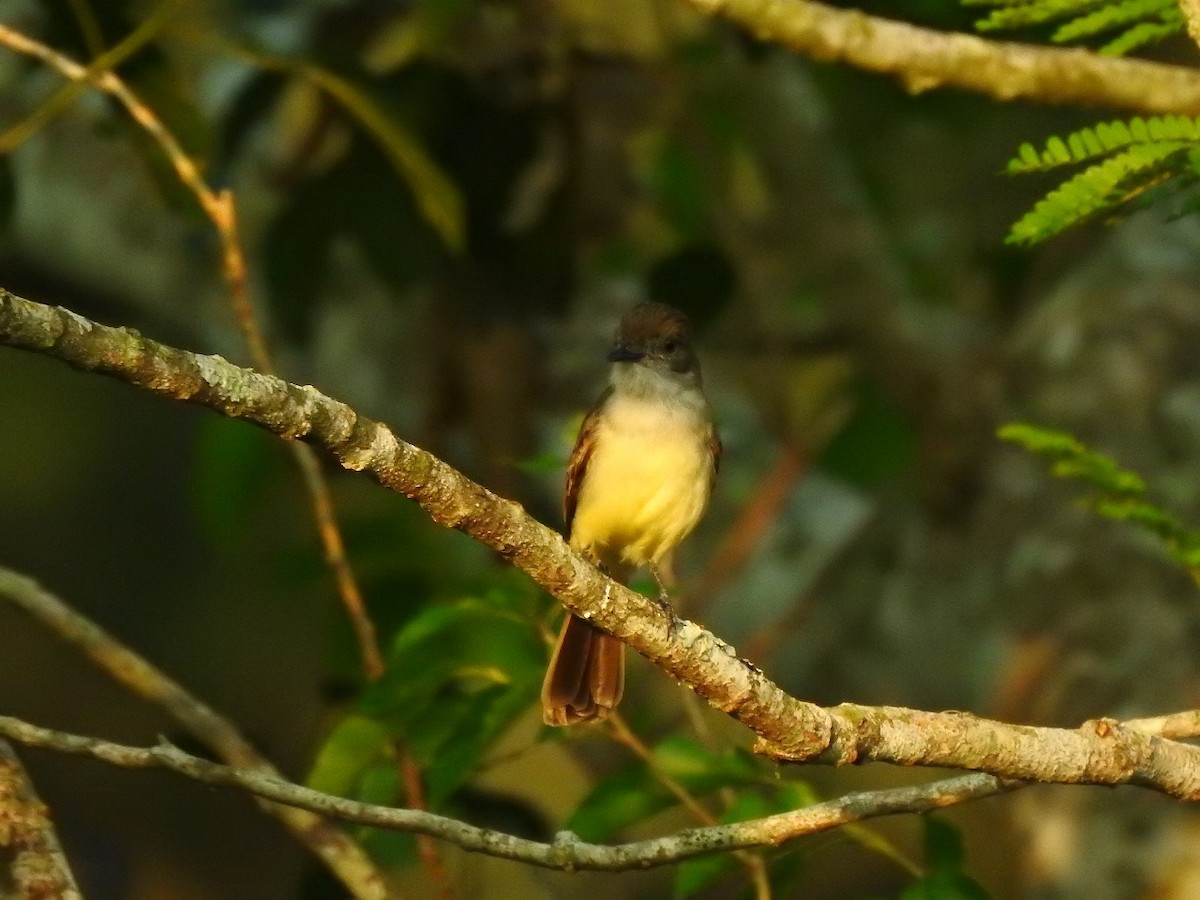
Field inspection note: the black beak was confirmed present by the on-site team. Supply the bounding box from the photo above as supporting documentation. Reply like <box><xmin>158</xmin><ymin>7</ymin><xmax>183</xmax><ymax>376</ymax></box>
<box><xmin>606</xmin><ymin>345</ymin><xmax>644</xmax><ymax>363</ymax></box>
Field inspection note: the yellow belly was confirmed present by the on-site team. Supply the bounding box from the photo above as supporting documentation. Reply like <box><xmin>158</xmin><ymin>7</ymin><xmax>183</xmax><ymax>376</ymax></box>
<box><xmin>569</xmin><ymin>398</ymin><xmax>713</xmax><ymax>567</ymax></box>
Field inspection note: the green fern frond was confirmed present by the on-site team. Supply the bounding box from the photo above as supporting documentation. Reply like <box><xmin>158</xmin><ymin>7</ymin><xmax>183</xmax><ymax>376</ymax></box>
<box><xmin>1007</xmin><ymin>117</ymin><xmax>1200</xmax><ymax>173</ymax></box>
<box><xmin>1007</xmin><ymin>141</ymin><xmax>1188</xmax><ymax>244</ymax></box>
<box><xmin>975</xmin><ymin>0</ymin><xmax>1104</xmax><ymax>31</ymax></box>
<box><xmin>1054</xmin><ymin>0</ymin><xmax>1174</xmax><ymax>40</ymax></box>
<box><xmin>1000</xmin><ymin>423</ymin><xmax>1200</xmax><ymax>575</ymax></box>
<box><xmin>998</xmin><ymin>424</ymin><xmax>1145</xmax><ymax>495</ymax></box>
<box><xmin>965</xmin><ymin>0</ymin><xmax>1183</xmax><ymax>54</ymax></box>
<box><xmin>1099</xmin><ymin>8</ymin><xmax>1183</xmax><ymax>54</ymax></box>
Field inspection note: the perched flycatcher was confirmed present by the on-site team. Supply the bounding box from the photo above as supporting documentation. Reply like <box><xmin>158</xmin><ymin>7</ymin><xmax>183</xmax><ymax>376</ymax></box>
<box><xmin>541</xmin><ymin>302</ymin><xmax>720</xmax><ymax>726</ymax></box>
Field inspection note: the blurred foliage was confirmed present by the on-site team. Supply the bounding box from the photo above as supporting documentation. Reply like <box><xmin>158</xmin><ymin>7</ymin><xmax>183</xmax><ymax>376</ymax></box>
<box><xmin>673</xmin><ymin>785</ymin><xmax>812</xmax><ymax>898</ymax></box>
<box><xmin>1000</xmin><ymin>423</ymin><xmax>1200</xmax><ymax>573</ymax></box>
<box><xmin>566</xmin><ymin>736</ymin><xmax>765</xmax><ymax>842</ymax></box>
<box><xmin>900</xmin><ymin>817</ymin><xmax>991</xmax><ymax>899</ymax></box>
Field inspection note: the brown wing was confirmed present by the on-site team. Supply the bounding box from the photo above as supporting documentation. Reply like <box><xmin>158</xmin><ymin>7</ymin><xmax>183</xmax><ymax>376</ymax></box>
<box><xmin>564</xmin><ymin>386</ymin><xmax>612</xmax><ymax>538</ymax></box>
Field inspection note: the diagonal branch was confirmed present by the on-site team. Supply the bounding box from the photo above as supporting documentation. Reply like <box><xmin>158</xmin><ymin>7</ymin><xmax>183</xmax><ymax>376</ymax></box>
<box><xmin>4</xmin><ymin>287</ymin><xmax>1200</xmax><ymax>800</ymax></box>
<box><xmin>684</xmin><ymin>0</ymin><xmax>1200</xmax><ymax>114</ymax></box>
<box><xmin>0</xmin><ymin>713</ymin><xmax>1013</xmax><ymax>870</ymax></box>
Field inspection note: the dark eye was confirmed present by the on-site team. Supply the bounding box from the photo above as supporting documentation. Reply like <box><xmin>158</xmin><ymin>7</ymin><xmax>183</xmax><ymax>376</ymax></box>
<box><xmin>663</xmin><ymin>340</ymin><xmax>678</xmax><ymax>354</ymax></box>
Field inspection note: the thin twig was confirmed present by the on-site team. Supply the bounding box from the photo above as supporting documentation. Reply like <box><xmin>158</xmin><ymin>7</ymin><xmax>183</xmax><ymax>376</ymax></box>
<box><xmin>0</xmin><ymin>20</ymin><xmax>385</xmax><ymax>686</ymax></box>
<box><xmin>0</xmin><ymin>713</ymin><xmax>1016</xmax><ymax>870</ymax></box>
<box><xmin>0</xmin><ymin>566</ymin><xmax>396</xmax><ymax>900</ymax></box>
<box><xmin>608</xmin><ymin>714</ymin><xmax>773</xmax><ymax>899</ymax></box>
<box><xmin>0</xmin><ymin>740</ymin><xmax>83</xmax><ymax>900</ymax></box>
<box><xmin>0</xmin><ymin>23</ymin><xmax>451</xmax><ymax>893</ymax></box>
<box><xmin>2</xmin><ymin>706</ymin><xmax>1192</xmax><ymax>873</ymax></box>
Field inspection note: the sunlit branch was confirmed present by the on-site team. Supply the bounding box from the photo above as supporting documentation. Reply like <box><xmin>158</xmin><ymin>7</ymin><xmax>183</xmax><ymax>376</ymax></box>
<box><xmin>684</xmin><ymin>0</ymin><xmax>1200</xmax><ymax>114</ymax></box>
<box><xmin>4</xmin><ymin>288</ymin><xmax>1200</xmax><ymax>800</ymax></box>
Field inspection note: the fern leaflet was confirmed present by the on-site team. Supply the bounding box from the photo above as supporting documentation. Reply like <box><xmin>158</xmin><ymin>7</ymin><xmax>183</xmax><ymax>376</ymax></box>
<box><xmin>1053</xmin><ymin>0</ymin><xmax>1175</xmax><ymax>41</ymax></box>
<box><xmin>1008</xmin><ymin>117</ymin><xmax>1200</xmax><ymax>173</ymax></box>
<box><xmin>999</xmin><ymin>423</ymin><xmax>1200</xmax><ymax>574</ymax></box>
<box><xmin>1100</xmin><ymin>8</ymin><xmax>1183</xmax><ymax>54</ymax></box>
<box><xmin>1006</xmin><ymin>141</ymin><xmax>1188</xmax><ymax>244</ymax></box>
<box><xmin>974</xmin><ymin>0</ymin><xmax>1105</xmax><ymax>31</ymax></box>
<box><xmin>964</xmin><ymin>0</ymin><xmax>1183</xmax><ymax>53</ymax></box>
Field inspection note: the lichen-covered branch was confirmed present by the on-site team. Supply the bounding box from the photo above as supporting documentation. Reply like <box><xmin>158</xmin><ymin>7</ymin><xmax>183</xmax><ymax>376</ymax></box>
<box><xmin>685</xmin><ymin>0</ymin><xmax>1200</xmax><ymax>114</ymax></box>
<box><xmin>3</xmin><ymin>287</ymin><xmax>1200</xmax><ymax>799</ymax></box>
<box><xmin>0</xmin><ymin>567</ymin><xmax>395</xmax><ymax>900</ymax></box>
<box><xmin>0</xmin><ymin>740</ymin><xmax>82</xmax><ymax>900</ymax></box>
<box><xmin>0</xmin><ymin>714</ymin><xmax>1011</xmax><ymax>870</ymax></box>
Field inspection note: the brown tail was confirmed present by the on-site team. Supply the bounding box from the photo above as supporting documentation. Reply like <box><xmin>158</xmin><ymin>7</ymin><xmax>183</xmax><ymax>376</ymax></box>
<box><xmin>541</xmin><ymin>613</ymin><xmax>625</xmax><ymax>726</ymax></box>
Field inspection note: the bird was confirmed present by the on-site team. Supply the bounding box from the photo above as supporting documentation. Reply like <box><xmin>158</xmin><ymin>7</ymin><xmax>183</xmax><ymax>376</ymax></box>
<box><xmin>541</xmin><ymin>302</ymin><xmax>720</xmax><ymax>726</ymax></box>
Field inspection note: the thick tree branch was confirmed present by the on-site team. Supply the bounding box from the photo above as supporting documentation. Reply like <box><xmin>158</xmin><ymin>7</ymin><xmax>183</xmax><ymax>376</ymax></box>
<box><xmin>0</xmin><ymin>714</ymin><xmax>1011</xmax><ymax>870</ymax></box>
<box><xmin>3</xmin><ymin>287</ymin><xmax>1200</xmax><ymax>799</ymax></box>
<box><xmin>685</xmin><ymin>0</ymin><xmax>1200</xmax><ymax>114</ymax></box>
<box><xmin>0</xmin><ymin>567</ymin><xmax>395</xmax><ymax>900</ymax></box>
<box><xmin>0</xmin><ymin>740</ymin><xmax>82</xmax><ymax>900</ymax></box>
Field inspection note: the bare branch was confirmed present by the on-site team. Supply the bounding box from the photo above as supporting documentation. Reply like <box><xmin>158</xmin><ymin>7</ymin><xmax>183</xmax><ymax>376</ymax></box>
<box><xmin>0</xmin><ymin>713</ymin><xmax>1012</xmax><ymax>870</ymax></box>
<box><xmin>0</xmin><ymin>740</ymin><xmax>82</xmax><ymax>900</ymax></box>
<box><xmin>3</xmin><ymin>289</ymin><xmax>1200</xmax><ymax>799</ymax></box>
<box><xmin>0</xmin><ymin>567</ymin><xmax>396</xmax><ymax>900</ymax></box>
<box><xmin>0</xmin><ymin>23</ymin><xmax>456</xmax><ymax>892</ymax></box>
<box><xmin>0</xmin><ymin>10</ymin><xmax>385</xmax><ymax>704</ymax></box>
<box><xmin>684</xmin><ymin>0</ymin><xmax>1200</xmax><ymax>114</ymax></box>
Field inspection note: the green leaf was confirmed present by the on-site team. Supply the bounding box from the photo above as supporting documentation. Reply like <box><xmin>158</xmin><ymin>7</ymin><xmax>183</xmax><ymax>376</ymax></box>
<box><xmin>306</xmin><ymin>714</ymin><xmax>391</xmax><ymax>796</ymax></box>
<box><xmin>675</xmin><ymin>792</ymin><xmax>772</xmax><ymax>898</ymax></box>
<box><xmin>191</xmin><ymin>417</ymin><xmax>283</xmax><ymax>543</ymax></box>
<box><xmin>651</xmin><ymin>136</ymin><xmax>708</xmax><ymax>239</ymax></box>
<box><xmin>902</xmin><ymin>870</ymin><xmax>992</xmax><ymax>900</ymax></box>
<box><xmin>238</xmin><ymin>48</ymin><xmax>464</xmax><ymax>252</ymax></box>
<box><xmin>566</xmin><ymin>737</ymin><xmax>762</xmax><ymax>842</ymax></box>
<box><xmin>357</xmin><ymin>598</ymin><xmax>545</xmax><ymax>803</ymax></box>
<box><xmin>900</xmin><ymin>817</ymin><xmax>992</xmax><ymax>899</ymax></box>
<box><xmin>510</xmin><ymin>450</ymin><xmax>567</xmax><ymax>475</ymax></box>
<box><xmin>260</xmin><ymin>137</ymin><xmax>445</xmax><ymax>340</ymax></box>
<box><xmin>819</xmin><ymin>385</ymin><xmax>916</xmax><ymax>487</ymax></box>
<box><xmin>923</xmin><ymin>815</ymin><xmax>966</xmax><ymax>870</ymax></box>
